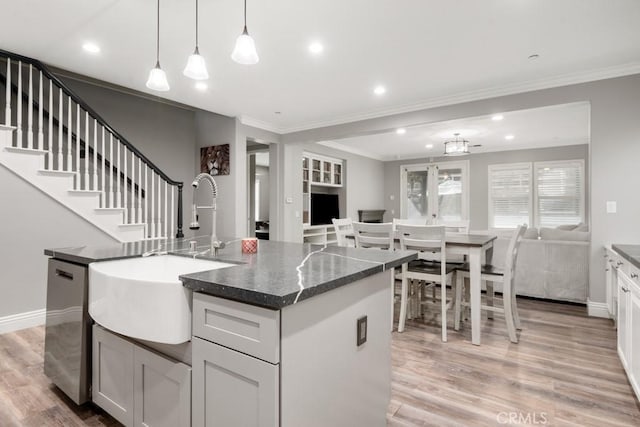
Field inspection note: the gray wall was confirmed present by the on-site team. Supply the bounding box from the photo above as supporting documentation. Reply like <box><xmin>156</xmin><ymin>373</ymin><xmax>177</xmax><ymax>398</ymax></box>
<box><xmin>0</xmin><ymin>166</ymin><xmax>117</xmax><ymax>318</ymax></box>
<box><xmin>281</xmin><ymin>73</ymin><xmax>640</xmax><ymax>305</ymax></box>
<box><xmin>256</xmin><ymin>165</ymin><xmax>270</xmax><ymax>221</ymax></box>
<box><xmin>383</xmin><ymin>144</ymin><xmax>589</xmax><ymax>230</ymax></box>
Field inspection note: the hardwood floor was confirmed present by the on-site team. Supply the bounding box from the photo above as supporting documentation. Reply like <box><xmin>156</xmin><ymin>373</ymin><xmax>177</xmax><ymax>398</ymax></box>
<box><xmin>0</xmin><ymin>298</ymin><xmax>638</xmax><ymax>426</ymax></box>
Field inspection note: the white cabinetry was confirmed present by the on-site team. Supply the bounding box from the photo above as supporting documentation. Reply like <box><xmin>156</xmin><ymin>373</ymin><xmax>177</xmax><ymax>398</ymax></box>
<box><xmin>303</xmin><ymin>224</ymin><xmax>337</xmax><ymax>245</ymax></box>
<box><xmin>92</xmin><ymin>325</ymin><xmax>191</xmax><ymax>427</ymax></box>
<box><xmin>302</xmin><ymin>152</ymin><xmax>343</xmax><ymax>227</ymax></box>
<box><xmin>608</xmin><ymin>247</ymin><xmax>640</xmax><ymax>401</ymax></box>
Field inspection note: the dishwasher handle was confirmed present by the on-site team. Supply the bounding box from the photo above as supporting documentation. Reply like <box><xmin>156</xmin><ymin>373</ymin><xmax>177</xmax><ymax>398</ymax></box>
<box><xmin>55</xmin><ymin>269</ymin><xmax>74</xmax><ymax>281</ymax></box>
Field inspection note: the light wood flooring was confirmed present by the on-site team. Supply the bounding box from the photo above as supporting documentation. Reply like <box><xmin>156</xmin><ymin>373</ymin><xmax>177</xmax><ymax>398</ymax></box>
<box><xmin>0</xmin><ymin>298</ymin><xmax>638</xmax><ymax>426</ymax></box>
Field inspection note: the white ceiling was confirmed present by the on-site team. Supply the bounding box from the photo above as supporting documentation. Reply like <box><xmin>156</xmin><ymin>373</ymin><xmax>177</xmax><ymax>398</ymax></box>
<box><xmin>1</xmin><ymin>1</ymin><xmax>639</xmax><ymax>133</ymax></box>
<box><xmin>318</xmin><ymin>102</ymin><xmax>590</xmax><ymax>161</ymax></box>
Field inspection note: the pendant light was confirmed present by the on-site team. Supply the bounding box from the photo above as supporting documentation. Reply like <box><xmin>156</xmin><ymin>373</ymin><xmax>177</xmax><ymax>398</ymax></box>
<box><xmin>444</xmin><ymin>133</ymin><xmax>470</xmax><ymax>156</ymax></box>
<box><xmin>183</xmin><ymin>0</ymin><xmax>209</xmax><ymax>80</ymax></box>
<box><xmin>146</xmin><ymin>0</ymin><xmax>170</xmax><ymax>91</ymax></box>
<box><xmin>231</xmin><ymin>0</ymin><xmax>259</xmax><ymax>65</ymax></box>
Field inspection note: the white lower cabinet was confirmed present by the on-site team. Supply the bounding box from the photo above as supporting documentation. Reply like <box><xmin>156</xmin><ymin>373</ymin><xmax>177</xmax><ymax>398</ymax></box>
<box><xmin>617</xmin><ymin>274</ymin><xmax>631</xmax><ymax>371</ymax></box>
<box><xmin>630</xmin><ymin>284</ymin><xmax>640</xmax><ymax>397</ymax></box>
<box><xmin>92</xmin><ymin>325</ymin><xmax>191</xmax><ymax>427</ymax></box>
<box><xmin>192</xmin><ymin>337</ymin><xmax>279</xmax><ymax>427</ymax></box>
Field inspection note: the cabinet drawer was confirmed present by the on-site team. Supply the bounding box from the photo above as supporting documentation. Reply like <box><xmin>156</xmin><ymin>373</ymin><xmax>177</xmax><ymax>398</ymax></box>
<box><xmin>628</xmin><ymin>264</ymin><xmax>640</xmax><ymax>288</ymax></box>
<box><xmin>193</xmin><ymin>293</ymin><xmax>280</xmax><ymax>364</ymax></box>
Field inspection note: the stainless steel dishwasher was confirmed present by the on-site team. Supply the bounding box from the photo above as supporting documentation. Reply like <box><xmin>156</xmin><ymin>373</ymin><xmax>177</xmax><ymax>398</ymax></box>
<box><xmin>44</xmin><ymin>258</ymin><xmax>92</xmax><ymax>404</ymax></box>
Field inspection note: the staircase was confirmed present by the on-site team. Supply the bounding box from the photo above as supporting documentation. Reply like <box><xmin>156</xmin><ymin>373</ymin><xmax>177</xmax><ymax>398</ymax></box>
<box><xmin>0</xmin><ymin>50</ymin><xmax>184</xmax><ymax>242</ymax></box>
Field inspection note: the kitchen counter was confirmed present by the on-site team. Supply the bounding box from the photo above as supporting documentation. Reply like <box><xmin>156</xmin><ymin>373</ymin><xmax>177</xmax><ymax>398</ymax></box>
<box><xmin>45</xmin><ymin>235</ymin><xmax>416</xmax><ymax>309</ymax></box>
<box><xmin>612</xmin><ymin>244</ymin><xmax>640</xmax><ymax>270</ymax></box>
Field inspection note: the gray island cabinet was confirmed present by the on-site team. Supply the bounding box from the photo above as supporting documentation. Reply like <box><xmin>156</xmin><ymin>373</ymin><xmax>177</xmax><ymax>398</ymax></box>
<box><xmin>44</xmin><ymin>238</ymin><xmax>416</xmax><ymax>427</ymax></box>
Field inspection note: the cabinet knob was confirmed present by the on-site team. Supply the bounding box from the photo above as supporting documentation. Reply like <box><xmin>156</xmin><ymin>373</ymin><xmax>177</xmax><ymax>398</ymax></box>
<box><xmin>622</xmin><ymin>287</ymin><xmax>630</xmax><ymax>293</ymax></box>
<box><xmin>631</xmin><ymin>273</ymin><xmax>638</xmax><ymax>279</ymax></box>
<box><xmin>617</xmin><ymin>261</ymin><xmax>624</xmax><ymax>266</ymax></box>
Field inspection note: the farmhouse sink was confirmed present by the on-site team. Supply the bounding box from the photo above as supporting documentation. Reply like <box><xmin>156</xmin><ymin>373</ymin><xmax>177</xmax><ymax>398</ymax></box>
<box><xmin>89</xmin><ymin>255</ymin><xmax>233</xmax><ymax>344</ymax></box>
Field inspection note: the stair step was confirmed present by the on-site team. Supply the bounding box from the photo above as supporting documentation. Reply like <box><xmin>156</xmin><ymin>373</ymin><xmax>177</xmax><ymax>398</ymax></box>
<box><xmin>95</xmin><ymin>207</ymin><xmax>125</xmax><ymax>212</ymax></box>
<box><xmin>4</xmin><ymin>146</ymin><xmax>48</xmax><ymax>155</ymax></box>
<box><xmin>68</xmin><ymin>189</ymin><xmax>102</xmax><ymax>195</ymax></box>
<box><xmin>38</xmin><ymin>169</ymin><xmax>77</xmax><ymax>177</ymax></box>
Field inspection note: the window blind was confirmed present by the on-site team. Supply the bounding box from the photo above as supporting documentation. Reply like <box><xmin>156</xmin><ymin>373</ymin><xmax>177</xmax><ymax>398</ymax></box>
<box><xmin>535</xmin><ymin>161</ymin><xmax>584</xmax><ymax>227</ymax></box>
<box><xmin>489</xmin><ymin>164</ymin><xmax>531</xmax><ymax>228</ymax></box>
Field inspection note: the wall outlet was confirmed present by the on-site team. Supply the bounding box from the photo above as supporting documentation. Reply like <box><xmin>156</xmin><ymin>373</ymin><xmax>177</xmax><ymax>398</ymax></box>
<box><xmin>606</xmin><ymin>201</ymin><xmax>617</xmax><ymax>213</ymax></box>
<box><xmin>356</xmin><ymin>316</ymin><xmax>367</xmax><ymax>346</ymax></box>
<box><xmin>285</xmin><ymin>197</ymin><xmax>293</xmax><ymax>204</ymax></box>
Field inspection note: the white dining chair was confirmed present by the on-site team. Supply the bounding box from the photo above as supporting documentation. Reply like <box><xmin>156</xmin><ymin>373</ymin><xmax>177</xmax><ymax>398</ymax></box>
<box><xmin>454</xmin><ymin>224</ymin><xmax>527</xmax><ymax>343</ymax></box>
<box><xmin>332</xmin><ymin>218</ymin><xmax>354</xmax><ymax>247</ymax></box>
<box><xmin>396</xmin><ymin>224</ymin><xmax>456</xmax><ymax>341</ymax></box>
<box><xmin>352</xmin><ymin>221</ymin><xmax>395</xmax><ymax>331</ymax></box>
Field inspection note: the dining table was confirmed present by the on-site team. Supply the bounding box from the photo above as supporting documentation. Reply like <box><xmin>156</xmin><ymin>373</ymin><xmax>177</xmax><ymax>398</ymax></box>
<box><xmin>346</xmin><ymin>231</ymin><xmax>497</xmax><ymax>345</ymax></box>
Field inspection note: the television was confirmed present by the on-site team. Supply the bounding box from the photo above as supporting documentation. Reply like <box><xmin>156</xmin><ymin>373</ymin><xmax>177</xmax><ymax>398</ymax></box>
<box><xmin>311</xmin><ymin>193</ymin><xmax>340</xmax><ymax>225</ymax></box>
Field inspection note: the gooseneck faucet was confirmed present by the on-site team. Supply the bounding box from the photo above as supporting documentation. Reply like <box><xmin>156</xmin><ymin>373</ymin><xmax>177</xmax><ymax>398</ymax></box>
<box><xmin>190</xmin><ymin>173</ymin><xmax>225</xmax><ymax>256</ymax></box>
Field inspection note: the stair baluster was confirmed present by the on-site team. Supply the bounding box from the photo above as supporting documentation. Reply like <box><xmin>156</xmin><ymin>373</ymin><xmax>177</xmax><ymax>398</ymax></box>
<box><xmin>123</xmin><ymin>144</ymin><xmax>128</xmax><ymax>224</ymax></box>
<box><xmin>84</xmin><ymin>111</ymin><xmax>89</xmax><ymax>189</ymax></box>
<box><xmin>170</xmin><ymin>184</ymin><xmax>175</xmax><ymax>238</ymax></box>
<box><xmin>157</xmin><ymin>172</ymin><xmax>162</xmax><ymax>238</ymax></box>
<box><xmin>115</xmin><ymin>139</ymin><xmax>121</xmax><ymax>208</ymax></box>
<box><xmin>150</xmin><ymin>170</ymin><xmax>155</xmax><ymax>238</ymax></box>
<box><xmin>67</xmin><ymin>95</ymin><xmax>72</xmax><ymax>172</ymax></box>
<box><xmin>109</xmin><ymin>134</ymin><xmax>114</xmax><ymax>208</ymax></box>
<box><xmin>27</xmin><ymin>65</ymin><xmax>33</xmax><ymax>149</ymax></box>
<box><xmin>75</xmin><ymin>104</ymin><xmax>80</xmax><ymax>188</ymax></box>
<box><xmin>47</xmin><ymin>79</ymin><xmax>53</xmax><ymax>169</ymax></box>
<box><xmin>101</xmin><ymin>126</ymin><xmax>105</xmax><ymax>207</ymax></box>
<box><xmin>164</xmin><ymin>180</ymin><xmax>168</xmax><ymax>238</ymax></box>
<box><xmin>37</xmin><ymin>70</ymin><xmax>43</xmax><ymax>151</ymax></box>
<box><xmin>57</xmin><ymin>88</ymin><xmax>63</xmax><ymax>170</ymax></box>
<box><xmin>144</xmin><ymin>163</ymin><xmax>149</xmax><ymax>237</ymax></box>
<box><xmin>137</xmin><ymin>157</ymin><xmax>142</xmax><ymax>224</ymax></box>
<box><xmin>16</xmin><ymin>61</ymin><xmax>22</xmax><ymax>146</ymax></box>
<box><xmin>4</xmin><ymin>58</ymin><xmax>10</xmax><ymax>125</ymax></box>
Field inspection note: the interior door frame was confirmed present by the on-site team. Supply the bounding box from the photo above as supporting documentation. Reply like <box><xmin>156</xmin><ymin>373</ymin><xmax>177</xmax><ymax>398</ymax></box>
<box><xmin>399</xmin><ymin>160</ymin><xmax>470</xmax><ymax>222</ymax></box>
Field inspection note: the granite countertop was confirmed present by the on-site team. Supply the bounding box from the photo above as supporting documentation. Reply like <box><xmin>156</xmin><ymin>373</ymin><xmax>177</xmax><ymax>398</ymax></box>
<box><xmin>45</xmin><ymin>235</ymin><xmax>417</xmax><ymax>309</ymax></box>
<box><xmin>612</xmin><ymin>244</ymin><xmax>640</xmax><ymax>270</ymax></box>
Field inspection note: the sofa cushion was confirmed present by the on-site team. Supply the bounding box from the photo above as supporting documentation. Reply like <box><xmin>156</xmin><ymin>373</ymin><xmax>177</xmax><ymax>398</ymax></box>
<box><xmin>523</xmin><ymin>227</ymin><xmax>539</xmax><ymax>240</ymax></box>
<box><xmin>539</xmin><ymin>227</ymin><xmax>590</xmax><ymax>241</ymax></box>
<box><xmin>556</xmin><ymin>224</ymin><xmax>579</xmax><ymax>231</ymax></box>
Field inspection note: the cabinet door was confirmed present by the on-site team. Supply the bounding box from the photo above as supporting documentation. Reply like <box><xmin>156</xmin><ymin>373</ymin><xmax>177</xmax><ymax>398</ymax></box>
<box><xmin>618</xmin><ymin>275</ymin><xmax>631</xmax><ymax>371</ymax></box>
<box><xmin>192</xmin><ymin>337</ymin><xmax>279</xmax><ymax>427</ymax></box>
<box><xmin>630</xmin><ymin>287</ymin><xmax>640</xmax><ymax>399</ymax></box>
<box><xmin>133</xmin><ymin>346</ymin><xmax>191</xmax><ymax>427</ymax></box>
<box><xmin>93</xmin><ymin>325</ymin><xmax>134</xmax><ymax>426</ymax></box>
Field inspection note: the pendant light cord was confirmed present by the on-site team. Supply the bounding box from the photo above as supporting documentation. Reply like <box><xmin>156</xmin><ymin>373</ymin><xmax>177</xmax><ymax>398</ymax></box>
<box><xmin>195</xmin><ymin>0</ymin><xmax>199</xmax><ymax>49</ymax></box>
<box><xmin>244</xmin><ymin>0</ymin><xmax>247</xmax><ymax>30</ymax></box>
<box><xmin>156</xmin><ymin>0</ymin><xmax>160</xmax><ymax>64</ymax></box>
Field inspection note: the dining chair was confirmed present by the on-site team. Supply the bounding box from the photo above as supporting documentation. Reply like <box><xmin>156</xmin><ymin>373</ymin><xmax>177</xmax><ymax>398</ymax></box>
<box><xmin>396</xmin><ymin>224</ymin><xmax>457</xmax><ymax>341</ymax></box>
<box><xmin>454</xmin><ymin>224</ymin><xmax>527</xmax><ymax>343</ymax></box>
<box><xmin>332</xmin><ymin>218</ymin><xmax>354</xmax><ymax>247</ymax></box>
<box><xmin>352</xmin><ymin>221</ymin><xmax>395</xmax><ymax>331</ymax></box>
<box><xmin>441</xmin><ymin>220</ymin><xmax>470</xmax><ymax>234</ymax></box>
<box><xmin>392</xmin><ymin>218</ymin><xmax>427</xmax><ymax>229</ymax></box>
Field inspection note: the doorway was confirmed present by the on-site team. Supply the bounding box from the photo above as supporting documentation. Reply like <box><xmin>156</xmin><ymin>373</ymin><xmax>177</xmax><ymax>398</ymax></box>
<box><xmin>247</xmin><ymin>142</ymin><xmax>270</xmax><ymax>239</ymax></box>
<box><xmin>400</xmin><ymin>160</ymin><xmax>469</xmax><ymax>223</ymax></box>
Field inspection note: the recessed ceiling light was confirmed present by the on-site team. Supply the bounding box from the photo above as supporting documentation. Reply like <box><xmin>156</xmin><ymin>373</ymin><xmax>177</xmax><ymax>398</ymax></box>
<box><xmin>396</xmin><ymin>128</ymin><xmax>406</xmax><ymax>135</ymax></box>
<box><xmin>82</xmin><ymin>42</ymin><xmax>100</xmax><ymax>54</ymax></box>
<box><xmin>505</xmin><ymin>134</ymin><xmax>515</xmax><ymax>140</ymax></box>
<box><xmin>425</xmin><ymin>144</ymin><xmax>434</xmax><ymax>149</ymax></box>
<box><xmin>373</xmin><ymin>85</ymin><xmax>386</xmax><ymax>96</ymax></box>
<box><xmin>195</xmin><ymin>82</ymin><xmax>208</xmax><ymax>91</ymax></box>
<box><xmin>528</xmin><ymin>54</ymin><xmax>540</xmax><ymax>60</ymax></box>
<box><xmin>491</xmin><ymin>114</ymin><xmax>504</xmax><ymax>121</ymax></box>
<box><xmin>309</xmin><ymin>42</ymin><xmax>324</xmax><ymax>54</ymax></box>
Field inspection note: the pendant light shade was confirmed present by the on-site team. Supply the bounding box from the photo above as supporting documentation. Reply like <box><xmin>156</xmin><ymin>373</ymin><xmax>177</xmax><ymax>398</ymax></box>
<box><xmin>184</xmin><ymin>0</ymin><xmax>209</xmax><ymax>80</ymax></box>
<box><xmin>232</xmin><ymin>0</ymin><xmax>259</xmax><ymax>65</ymax></box>
<box><xmin>147</xmin><ymin>0</ymin><xmax>170</xmax><ymax>91</ymax></box>
<box><xmin>443</xmin><ymin>133</ymin><xmax>470</xmax><ymax>156</ymax></box>
<box><xmin>184</xmin><ymin>48</ymin><xmax>209</xmax><ymax>80</ymax></box>
<box><xmin>147</xmin><ymin>62</ymin><xmax>170</xmax><ymax>91</ymax></box>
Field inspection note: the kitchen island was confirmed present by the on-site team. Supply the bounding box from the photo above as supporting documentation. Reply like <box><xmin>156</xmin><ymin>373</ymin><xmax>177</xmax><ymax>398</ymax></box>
<box><xmin>45</xmin><ymin>236</ymin><xmax>416</xmax><ymax>427</ymax></box>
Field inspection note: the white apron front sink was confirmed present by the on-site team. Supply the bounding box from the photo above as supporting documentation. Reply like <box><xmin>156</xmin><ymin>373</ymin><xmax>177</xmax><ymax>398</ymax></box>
<box><xmin>89</xmin><ymin>255</ymin><xmax>233</xmax><ymax>344</ymax></box>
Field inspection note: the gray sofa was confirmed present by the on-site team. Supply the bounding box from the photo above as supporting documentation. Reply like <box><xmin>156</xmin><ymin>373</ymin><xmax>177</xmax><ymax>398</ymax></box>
<box><xmin>485</xmin><ymin>226</ymin><xmax>590</xmax><ymax>303</ymax></box>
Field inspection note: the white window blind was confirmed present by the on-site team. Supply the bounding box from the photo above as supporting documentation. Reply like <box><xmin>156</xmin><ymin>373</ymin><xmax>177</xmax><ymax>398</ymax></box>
<box><xmin>535</xmin><ymin>161</ymin><xmax>584</xmax><ymax>227</ymax></box>
<box><xmin>488</xmin><ymin>163</ymin><xmax>532</xmax><ymax>228</ymax></box>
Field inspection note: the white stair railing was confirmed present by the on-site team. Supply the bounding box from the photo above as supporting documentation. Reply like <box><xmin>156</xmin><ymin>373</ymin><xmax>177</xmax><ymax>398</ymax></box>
<box><xmin>0</xmin><ymin>52</ymin><xmax>185</xmax><ymax>240</ymax></box>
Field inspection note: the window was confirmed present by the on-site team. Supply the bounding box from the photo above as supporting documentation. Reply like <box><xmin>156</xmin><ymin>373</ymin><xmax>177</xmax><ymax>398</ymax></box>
<box><xmin>488</xmin><ymin>163</ymin><xmax>532</xmax><ymax>228</ymax></box>
<box><xmin>488</xmin><ymin>160</ymin><xmax>585</xmax><ymax>228</ymax></box>
<box><xmin>534</xmin><ymin>160</ymin><xmax>584</xmax><ymax>228</ymax></box>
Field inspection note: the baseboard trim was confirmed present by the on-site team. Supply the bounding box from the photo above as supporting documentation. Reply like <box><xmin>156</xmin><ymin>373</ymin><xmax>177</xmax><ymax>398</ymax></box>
<box><xmin>0</xmin><ymin>308</ymin><xmax>46</xmax><ymax>334</ymax></box>
<box><xmin>587</xmin><ymin>300</ymin><xmax>610</xmax><ymax>318</ymax></box>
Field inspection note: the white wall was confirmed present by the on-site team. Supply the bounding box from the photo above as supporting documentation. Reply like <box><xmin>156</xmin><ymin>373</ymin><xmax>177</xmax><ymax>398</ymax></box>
<box><xmin>281</xmin><ymin>73</ymin><xmax>640</xmax><ymax>305</ymax></box>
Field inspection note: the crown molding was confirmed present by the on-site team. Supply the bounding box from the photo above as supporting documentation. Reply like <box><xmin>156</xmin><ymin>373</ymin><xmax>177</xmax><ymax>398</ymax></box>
<box><xmin>316</xmin><ymin>140</ymin><xmax>388</xmax><ymax>161</ymax></box>
<box><xmin>238</xmin><ymin>116</ymin><xmax>283</xmax><ymax>134</ymax></box>
<box><xmin>275</xmin><ymin>61</ymin><xmax>640</xmax><ymax>134</ymax></box>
